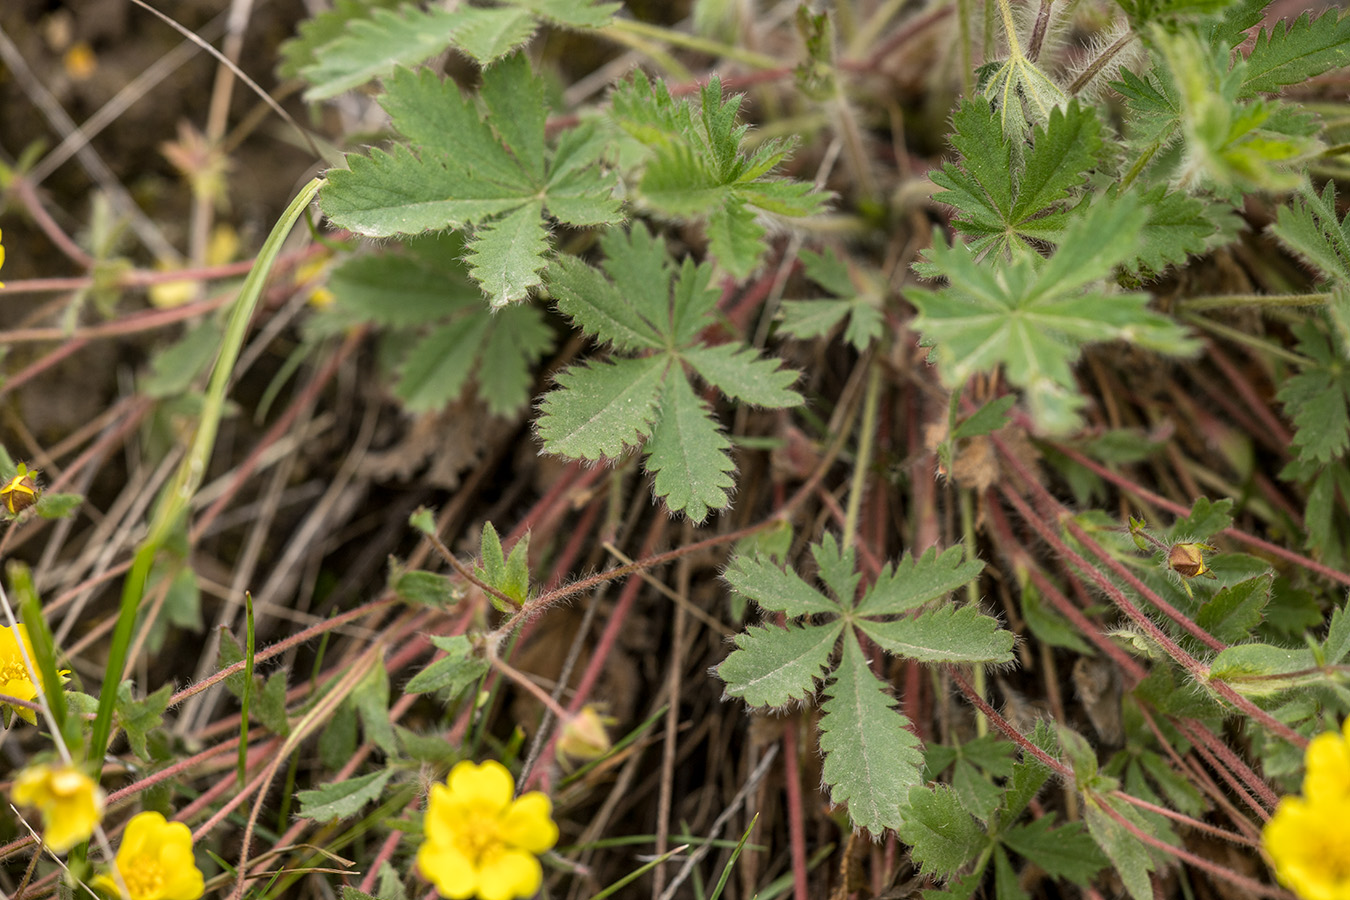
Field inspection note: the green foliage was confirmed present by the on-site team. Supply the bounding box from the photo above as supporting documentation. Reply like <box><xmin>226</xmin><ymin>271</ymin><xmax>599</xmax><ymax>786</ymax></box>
<box><xmin>297</xmin><ymin>769</ymin><xmax>395</xmax><ymax>821</ymax></box>
<box><xmin>537</xmin><ymin>224</ymin><xmax>802</xmax><ymax>521</ymax></box>
<box><xmin>717</xmin><ymin>537</ymin><xmax>1007</xmax><ymax>832</ymax></box>
<box><xmin>1242</xmin><ymin>10</ymin><xmax>1350</xmax><ymax>96</ymax></box>
<box><xmin>404</xmin><ymin>635</ymin><xmax>488</xmax><ymax>697</ymax></box>
<box><xmin>610</xmin><ymin>72</ymin><xmax>828</xmax><ymax>277</ymax></box>
<box><xmin>322</xmin><ymin>236</ymin><xmax>554</xmax><ymax>414</ymax></box>
<box><xmin>475</xmin><ymin>522</ymin><xmax>531</xmax><ymax>608</ymax></box>
<box><xmin>779</xmin><ymin>248</ymin><xmax>884</xmax><ymax>351</ymax></box>
<box><xmin>321</xmin><ymin>56</ymin><xmax>621</xmax><ymax>306</ymax></box>
<box><xmin>291</xmin><ymin>0</ymin><xmax>619</xmax><ymax>99</ymax></box>
<box><xmin>910</xmin><ymin>195</ymin><xmax>1200</xmax><ymax>433</ymax></box>
<box><xmin>114</xmin><ymin>682</ymin><xmax>172</xmax><ymax>761</ymax></box>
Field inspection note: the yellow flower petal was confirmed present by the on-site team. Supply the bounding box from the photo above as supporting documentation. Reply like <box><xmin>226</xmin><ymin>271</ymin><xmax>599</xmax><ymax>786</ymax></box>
<box><xmin>1264</xmin><ymin>794</ymin><xmax>1350</xmax><ymax>900</ymax></box>
<box><xmin>500</xmin><ymin>793</ymin><xmax>559</xmax><ymax>854</ymax></box>
<box><xmin>11</xmin><ymin>763</ymin><xmax>105</xmax><ymax>853</ymax></box>
<box><xmin>1305</xmin><ymin>727</ymin><xmax>1350</xmax><ymax>802</ymax></box>
<box><xmin>448</xmin><ymin>760</ymin><xmax>514</xmax><ymax>811</ymax></box>
<box><xmin>417</xmin><ymin>841</ymin><xmax>478</xmax><ymax>899</ymax></box>
<box><xmin>108</xmin><ymin>811</ymin><xmax>205</xmax><ymax>900</ymax></box>
<box><xmin>476</xmin><ymin>849</ymin><xmax>542</xmax><ymax>900</ymax></box>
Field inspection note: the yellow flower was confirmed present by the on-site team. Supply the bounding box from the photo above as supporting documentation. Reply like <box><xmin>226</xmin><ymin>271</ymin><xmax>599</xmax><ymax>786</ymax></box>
<box><xmin>0</xmin><ymin>623</ymin><xmax>50</xmax><ymax>725</ymax></box>
<box><xmin>1264</xmin><ymin>793</ymin><xmax>1350</xmax><ymax>900</ymax></box>
<box><xmin>417</xmin><ymin>760</ymin><xmax>559</xmax><ymax>900</ymax></box>
<box><xmin>1264</xmin><ymin>719</ymin><xmax>1350</xmax><ymax>900</ymax></box>
<box><xmin>91</xmin><ymin>811</ymin><xmax>205</xmax><ymax>900</ymax></box>
<box><xmin>0</xmin><ymin>226</ymin><xmax>6</xmax><ymax>288</ymax></box>
<box><xmin>1303</xmin><ymin>717</ymin><xmax>1350</xmax><ymax>802</ymax></box>
<box><xmin>11</xmin><ymin>762</ymin><xmax>105</xmax><ymax>853</ymax></box>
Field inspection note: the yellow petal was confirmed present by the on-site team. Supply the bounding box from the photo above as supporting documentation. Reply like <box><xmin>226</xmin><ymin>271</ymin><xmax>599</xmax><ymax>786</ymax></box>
<box><xmin>476</xmin><ymin>849</ymin><xmax>541</xmax><ymax>900</ymax></box>
<box><xmin>1305</xmin><ymin>728</ymin><xmax>1350</xmax><ymax>802</ymax></box>
<box><xmin>448</xmin><ymin>760</ymin><xmax>514</xmax><ymax>812</ymax></box>
<box><xmin>501</xmin><ymin>793</ymin><xmax>558</xmax><ymax>854</ymax></box>
<box><xmin>417</xmin><ymin>840</ymin><xmax>478</xmax><ymax>899</ymax></box>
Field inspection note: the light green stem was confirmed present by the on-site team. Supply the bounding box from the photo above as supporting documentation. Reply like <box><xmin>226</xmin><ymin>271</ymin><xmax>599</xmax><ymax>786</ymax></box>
<box><xmin>1177</xmin><ymin>292</ymin><xmax>1329</xmax><ymax>312</ymax></box>
<box><xmin>842</xmin><ymin>359</ymin><xmax>882</xmax><ymax>554</ymax></box>
<box><xmin>88</xmin><ymin>177</ymin><xmax>323</xmax><ymax>764</ymax></box>
<box><xmin>992</xmin><ymin>0</ymin><xmax>1023</xmax><ymax>58</ymax></box>
<box><xmin>1181</xmin><ymin>312</ymin><xmax>1315</xmax><ymax>368</ymax></box>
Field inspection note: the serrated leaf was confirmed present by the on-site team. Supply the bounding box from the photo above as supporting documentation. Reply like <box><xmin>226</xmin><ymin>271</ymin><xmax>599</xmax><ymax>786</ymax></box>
<box><xmin>684</xmin><ymin>343</ymin><xmax>802</xmax><ymax>407</ymax></box>
<box><xmin>515</xmin><ymin>0</ymin><xmax>621</xmax><ymax>29</ymax></box>
<box><xmin>476</xmin><ymin>302</ymin><xmax>554</xmax><ymax>416</ymax></box>
<box><xmin>858</xmin><ymin>605</ymin><xmax>1014</xmax><ymax>664</ymax></box>
<box><xmin>1002</xmin><ymin>816</ymin><xmax>1105</xmax><ymax>885</ymax></box>
<box><xmin>1277</xmin><ymin>320</ymin><xmax>1350</xmax><ymax>464</ymax></box>
<box><xmin>899</xmin><ymin>785</ymin><xmax>989</xmax><ymax>878</ymax></box>
<box><xmin>717</xmin><ymin>620</ymin><xmax>844</xmax><ymax>708</ymax></box>
<box><xmin>116</xmin><ymin>682</ymin><xmax>173</xmax><ymax>761</ymax></box>
<box><xmin>819</xmin><ymin>636</ymin><xmax>925</xmax><ymax>834</ymax></box>
<box><xmin>597</xmin><ymin>223</ymin><xmax>675</xmax><ymax>334</ymax></box>
<box><xmin>547</xmin><ymin>254</ymin><xmax>663</xmax><ymax>351</ymax></box>
<box><xmin>452</xmin><ymin>7</ymin><xmax>536</xmax><ymax>65</ymax></box>
<box><xmin>405</xmin><ymin>635</ymin><xmax>489</xmax><ymax>695</ymax></box>
<box><xmin>706</xmin><ymin>202</ymin><xmax>765</xmax><ymax>278</ymax></box>
<box><xmin>952</xmin><ymin>759</ymin><xmax>1003</xmax><ymax>823</ymax></box>
<box><xmin>668</xmin><ymin>257</ymin><xmax>721</xmax><ymax>346</ymax></box>
<box><xmin>327</xmin><ymin>245</ymin><xmax>478</xmax><ymax>328</ymax></box>
<box><xmin>353</xmin><ymin>658</ymin><xmax>398</xmax><ymax>755</ymax></box>
<box><xmin>1084</xmin><ymin>798</ymin><xmax>1156</xmax><ymax>900</ymax></box>
<box><xmin>465</xmin><ymin>200</ymin><xmax>549</xmax><ymax>307</ymax></box>
<box><xmin>1128</xmin><ymin>185</ymin><xmax>1226</xmax><ymax>277</ymax></box>
<box><xmin>1325</xmin><ymin>605</ymin><xmax>1350</xmax><ymax>664</ymax></box>
<box><xmin>1195</xmin><ymin>574</ymin><xmax>1272</xmax><ymax>644</ymax></box>
<box><xmin>297</xmin><ymin>769</ymin><xmax>395</xmax><ymax>821</ymax></box>
<box><xmin>393</xmin><ymin>569</ymin><xmax>457</xmax><ymax>608</ymax></box>
<box><xmin>723</xmin><ymin>554</ymin><xmax>840</xmax><ymax>617</ymax></box>
<box><xmin>911</xmin><ymin>195</ymin><xmax>1199</xmax><ymax>433</ymax></box>
<box><xmin>536</xmin><ymin>356</ymin><xmax>666</xmax><ymax>459</ymax></box>
<box><xmin>257</xmin><ymin>671</ymin><xmax>291</xmax><ymax>737</ymax></box>
<box><xmin>395</xmin><ymin>315</ymin><xmax>492</xmax><ymax>412</ymax></box>
<box><xmin>278</xmin><ymin>0</ymin><xmax>403</xmax><ymax>80</ymax></box>
<box><xmin>1242</xmin><ymin>10</ymin><xmax>1350</xmax><ymax>97</ymax></box>
<box><xmin>1270</xmin><ymin>181</ymin><xmax>1350</xmax><ymax>283</ymax></box>
<box><xmin>299</xmin><ymin>5</ymin><xmax>468</xmax><ymax>101</ymax></box>
<box><xmin>645</xmin><ymin>373</ymin><xmax>734</xmax><ymax>522</ymax></box>
<box><xmin>811</xmin><ymin>534</ymin><xmax>860</xmax><ymax>607</ymax></box>
<box><xmin>854</xmin><ymin>546</ymin><xmax>984</xmax><ymax>616</ymax></box>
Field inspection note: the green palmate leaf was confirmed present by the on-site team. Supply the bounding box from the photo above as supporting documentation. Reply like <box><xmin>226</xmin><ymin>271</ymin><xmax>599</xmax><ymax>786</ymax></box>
<box><xmin>932</xmin><ymin>99</ymin><xmax>1101</xmax><ymax>255</ymax></box>
<box><xmin>1129</xmin><ymin>185</ymin><xmax>1231</xmax><ymax>277</ymax></box>
<box><xmin>610</xmin><ymin>71</ymin><xmax>828</xmax><ymax>277</ymax></box>
<box><xmin>405</xmin><ymin>635</ymin><xmax>489</xmax><ymax>696</ymax></box>
<box><xmin>854</xmin><ymin>547</ymin><xmax>984</xmax><ymax>616</ymax></box>
<box><xmin>449</xmin><ymin>7</ymin><xmax>537</xmax><ymax>63</ymax></box>
<box><xmin>321</xmin><ymin>56</ymin><xmax>619</xmax><ymax>304</ymax></box>
<box><xmin>723</xmin><ymin>554</ymin><xmax>839</xmax><ymax>617</ymax></box>
<box><xmin>910</xmin><ymin>194</ymin><xmax>1199</xmax><ymax>433</ymax></box>
<box><xmin>327</xmin><ymin>240</ymin><xmax>551</xmax><ymax>415</ymax></box>
<box><xmin>538</xmin><ymin>223</ymin><xmax>801</xmax><ymax>519</ymax></box>
<box><xmin>1002</xmin><ymin>816</ymin><xmax>1105</xmax><ymax>885</ymax></box>
<box><xmin>899</xmin><ymin>785</ymin><xmax>989</xmax><ymax>879</ymax></box>
<box><xmin>645</xmin><ymin>373</ymin><xmax>735</xmax><ymax>523</ymax></box>
<box><xmin>811</xmin><ymin>534</ymin><xmax>861</xmax><ymax>605</ymax></box>
<box><xmin>475</xmin><ymin>522</ymin><xmax>529</xmax><ymax>606</ymax></box>
<box><xmin>1242</xmin><ymin>10</ymin><xmax>1350</xmax><ymax>97</ymax></box>
<box><xmin>1277</xmin><ymin>320</ymin><xmax>1350</xmax><ymax>464</ymax></box>
<box><xmin>536</xmin><ymin>356</ymin><xmax>666</xmax><ymax>460</ymax></box>
<box><xmin>296</xmin><ymin>769</ymin><xmax>395</xmax><ymax>821</ymax></box>
<box><xmin>717</xmin><ymin>620</ymin><xmax>844</xmax><ymax>707</ymax></box>
<box><xmin>819</xmin><ymin>636</ymin><xmax>925</xmax><ymax>834</ymax></box>
<box><xmin>116</xmin><ymin>682</ymin><xmax>173</xmax><ymax>761</ymax></box>
<box><xmin>779</xmin><ymin>248</ymin><xmax>885</xmax><ymax>351</ymax></box>
<box><xmin>859</xmin><ymin>605</ymin><xmax>1014</xmax><ymax>664</ymax></box>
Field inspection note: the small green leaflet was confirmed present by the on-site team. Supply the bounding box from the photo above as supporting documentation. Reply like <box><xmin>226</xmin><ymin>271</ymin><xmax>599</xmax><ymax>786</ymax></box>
<box><xmin>717</xmin><ymin>537</ymin><xmax>1009</xmax><ymax>832</ymax></box>
<box><xmin>293</xmin><ymin>0</ymin><xmax>620</xmax><ymax>99</ymax></box>
<box><xmin>323</xmin><ymin>238</ymin><xmax>553</xmax><ymax>415</ymax></box>
<box><xmin>909</xmin><ymin>194</ymin><xmax>1200</xmax><ymax>434</ymax></box>
<box><xmin>297</xmin><ymin>769</ymin><xmax>395</xmax><ymax>821</ymax></box>
<box><xmin>898</xmin><ymin>784</ymin><xmax>989</xmax><ymax>878</ymax></box>
<box><xmin>779</xmin><ymin>248</ymin><xmax>883</xmax><ymax>351</ymax></box>
<box><xmin>536</xmin><ymin>224</ymin><xmax>802</xmax><ymax>521</ymax></box>
<box><xmin>931</xmin><ymin>99</ymin><xmax>1101</xmax><ymax>256</ymax></box>
<box><xmin>322</xmin><ymin>56</ymin><xmax>621</xmax><ymax>306</ymax></box>
<box><xmin>610</xmin><ymin>71</ymin><xmax>828</xmax><ymax>277</ymax></box>
<box><xmin>1241</xmin><ymin>9</ymin><xmax>1350</xmax><ymax>97</ymax></box>
<box><xmin>1276</xmin><ymin>320</ymin><xmax>1350</xmax><ymax>465</ymax></box>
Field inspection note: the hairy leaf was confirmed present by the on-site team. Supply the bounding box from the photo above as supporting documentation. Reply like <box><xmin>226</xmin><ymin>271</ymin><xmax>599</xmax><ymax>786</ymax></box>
<box><xmin>819</xmin><ymin>636</ymin><xmax>925</xmax><ymax>834</ymax></box>
<box><xmin>536</xmin><ymin>356</ymin><xmax>666</xmax><ymax>460</ymax></box>
<box><xmin>899</xmin><ymin>785</ymin><xmax>989</xmax><ymax>878</ymax></box>
<box><xmin>854</xmin><ymin>547</ymin><xmax>985</xmax><ymax>616</ymax></box>
<box><xmin>645</xmin><ymin>373</ymin><xmax>735</xmax><ymax>522</ymax></box>
<box><xmin>723</xmin><ymin>554</ymin><xmax>839</xmax><ymax>617</ymax></box>
<box><xmin>858</xmin><ymin>605</ymin><xmax>1014</xmax><ymax>664</ymax></box>
<box><xmin>717</xmin><ymin>620</ymin><xmax>844</xmax><ymax>707</ymax></box>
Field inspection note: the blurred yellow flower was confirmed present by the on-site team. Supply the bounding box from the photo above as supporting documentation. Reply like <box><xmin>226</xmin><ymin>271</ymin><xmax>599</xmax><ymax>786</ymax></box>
<box><xmin>1</xmin><ymin>226</ymin><xmax>6</xmax><ymax>288</ymax></box>
<box><xmin>91</xmin><ymin>811</ymin><xmax>205</xmax><ymax>900</ymax></box>
<box><xmin>1</xmin><ymin>623</ymin><xmax>49</xmax><ymax>725</ymax></box>
<box><xmin>11</xmin><ymin>762</ymin><xmax>105</xmax><ymax>853</ymax></box>
<box><xmin>417</xmin><ymin>760</ymin><xmax>559</xmax><ymax>900</ymax></box>
<box><xmin>1264</xmin><ymin>719</ymin><xmax>1350</xmax><ymax>900</ymax></box>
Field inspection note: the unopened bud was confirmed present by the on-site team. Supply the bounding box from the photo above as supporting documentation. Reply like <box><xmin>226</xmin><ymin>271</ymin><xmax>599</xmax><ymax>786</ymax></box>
<box><xmin>1168</xmin><ymin>542</ymin><xmax>1215</xmax><ymax>579</ymax></box>
<box><xmin>557</xmin><ymin>705</ymin><xmax>614</xmax><ymax>765</ymax></box>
